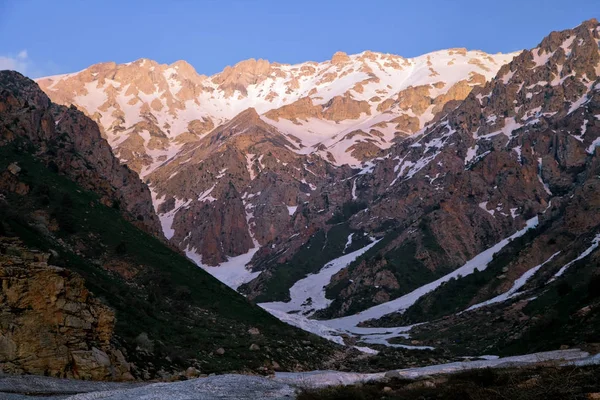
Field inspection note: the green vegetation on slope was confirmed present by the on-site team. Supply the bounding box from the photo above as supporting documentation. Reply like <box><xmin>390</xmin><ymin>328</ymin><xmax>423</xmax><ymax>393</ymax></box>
<box><xmin>369</xmin><ymin>221</ymin><xmax>550</xmax><ymax>328</ymax></box>
<box><xmin>317</xmin><ymin>219</ymin><xmax>452</xmax><ymax>319</ymax></box>
<box><xmin>0</xmin><ymin>142</ymin><xmax>335</xmax><ymax>375</ymax></box>
<box><xmin>248</xmin><ymin>222</ymin><xmax>372</xmax><ymax>303</ymax></box>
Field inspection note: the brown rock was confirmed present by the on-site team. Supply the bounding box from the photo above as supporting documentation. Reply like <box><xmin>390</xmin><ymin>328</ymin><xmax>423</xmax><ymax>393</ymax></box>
<box><xmin>0</xmin><ymin>239</ymin><xmax>131</xmax><ymax>380</ymax></box>
<box><xmin>331</xmin><ymin>51</ymin><xmax>351</xmax><ymax>65</ymax></box>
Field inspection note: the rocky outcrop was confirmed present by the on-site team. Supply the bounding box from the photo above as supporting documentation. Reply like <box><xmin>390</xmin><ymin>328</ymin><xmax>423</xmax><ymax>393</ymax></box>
<box><xmin>0</xmin><ymin>238</ymin><xmax>133</xmax><ymax>380</ymax></box>
<box><xmin>245</xmin><ymin>19</ymin><xmax>600</xmax><ymax>320</ymax></box>
<box><xmin>211</xmin><ymin>58</ymin><xmax>272</xmax><ymax>97</ymax></box>
<box><xmin>318</xmin><ymin>19</ymin><xmax>600</xmax><ymax>318</ymax></box>
<box><xmin>0</xmin><ymin>71</ymin><xmax>163</xmax><ymax>238</ymax></box>
<box><xmin>264</xmin><ymin>94</ymin><xmax>371</xmax><ymax>122</ymax></box>
<box><xmin>149</xmin><ymin>108</ymin><xmax>350</xmax><ymax>265</ymax></box>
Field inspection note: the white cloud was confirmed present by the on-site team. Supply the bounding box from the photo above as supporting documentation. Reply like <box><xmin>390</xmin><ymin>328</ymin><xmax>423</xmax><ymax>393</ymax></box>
<box><xmin>0</xmin><ymin>49</ymin><xmax>31</xmax><ymax>75</ymax></box>
<box><xmin>0</xmin><ymin>49</ymin><xmax>59</xmax><ymax>78</ymax></box>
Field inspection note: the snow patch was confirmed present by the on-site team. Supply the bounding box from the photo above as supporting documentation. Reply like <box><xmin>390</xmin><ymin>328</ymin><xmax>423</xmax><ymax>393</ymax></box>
<box><xmin>552</xmin><ymin>234</ymin><xmax>600</xmax><ymax>279</ymax></box>
<box><xmin>260</xmin><ymin>239</ymin><xmax>379</xmax><ymax>318</ymax></box>
<box><xmin>466</xmin><ymin>252</ymin><xmax>561</xmax><ymax>311</ymax></box>
<box><xmin>287</xmin><ymin>205</ymin><xmax>298</xmax><ymax>216</ymax></box>
<box><xmin>321</xmin><ymin>216</ymin><xmax>539</xmax><ymax>331</ymax></box>
<box><xmin>186</xmin><ymin>246</ymin><xmax>261</xmax><ymax>290</ymax></box>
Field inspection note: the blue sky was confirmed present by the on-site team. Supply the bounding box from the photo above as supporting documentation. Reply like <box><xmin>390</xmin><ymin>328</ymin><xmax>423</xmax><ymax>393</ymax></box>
<box><xmin>0</xmin><ymin>0</ymin><xmax>597</xmax><ymax>78</ymax></box>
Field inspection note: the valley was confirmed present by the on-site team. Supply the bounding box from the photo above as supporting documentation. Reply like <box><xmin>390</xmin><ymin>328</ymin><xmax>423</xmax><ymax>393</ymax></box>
<box><xmin>0</xmin><ymin>8</ymin><xmax>599</xmax><ymax>399</ymax></box>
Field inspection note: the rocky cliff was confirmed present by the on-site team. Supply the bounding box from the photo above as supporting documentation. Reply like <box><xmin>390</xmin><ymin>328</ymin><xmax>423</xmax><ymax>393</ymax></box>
<box><xmin>36</xmin><ymin>48</ymin><xmax>516</xmax><ymax>269</ymax></box>
<box><xmin>0</xmin><ymin>72</ymin><xmax>339</xmax><ymax>380</ymax></box>
<box><xmin>244</xmin><ymin>18</ymin><xmax>600</xmax><ymax>328</ymax></box>
<box><xmin>0</xmin><ymin>237</ymin><xmax>133</xmax><ymax>380</ymax></box>
<box><xmin>0</xmin><ymin>71</ymin><xmax>162</xmax><ymax>238</ymax></box>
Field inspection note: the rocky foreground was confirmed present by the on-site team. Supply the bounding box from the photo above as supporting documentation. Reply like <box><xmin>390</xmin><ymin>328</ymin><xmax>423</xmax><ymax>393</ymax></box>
<box><xmin>1</xmin><ymin>350</ymin><xmax>598</xmax><ymax>399</ymax></box>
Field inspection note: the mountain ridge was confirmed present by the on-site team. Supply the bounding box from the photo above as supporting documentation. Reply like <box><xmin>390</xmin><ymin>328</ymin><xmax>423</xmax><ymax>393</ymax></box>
<box><xmin>26</xmin><ymin>19</ymin><xmax>600</xmax><ymax>358</ymax></box>
<box><xmin>35</xmin><ymin>47</ymin><xmax>517</xmax><ymax>266</ymax></box>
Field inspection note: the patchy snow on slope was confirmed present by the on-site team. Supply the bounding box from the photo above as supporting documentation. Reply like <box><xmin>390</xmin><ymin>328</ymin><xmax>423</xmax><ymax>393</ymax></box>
<box><xmin>464</xmin><ymin>145</ymin><xmax>479</xmax><ymax>165</ymax></box>
<box><xmin>358</xmin><ymin>326</ymin><xmax>434</xmax><ymax>350</ymax></box>
<box><xmin>513</xmin><ymin>145</ymin><xmax>522</xmax><ymax>162</ymax></box>
<box><xmin>150</xmin><ymin>189</ymin><xmax>191</xmax><ymax>240</ymax></box>
<box><xmin>260</xmin><ymin>306</ymin><xmax>346</xmax><ymax>345</ymax></box>
<box><xmin>537</xmin><ymin>157</ymin><xmax>552</xmax><ymax>195</ymax></box>
<box><xmin>479</xmin><ymin>201</ymin><xmax>495</xmax><ymax>216</ymax></box>
<box><xmin>343</xmin><ymin>233</ymin><xmax>354</xmax><ymax>253</ymax></box>
<box><xmin>245</xmin><ymin>153</ymin><xmax>256</xmax><ymax>180</ymax></box>
<box><xmin>287</xmin><ymin>205</ymin><xmax>298</xmax><ymax>216</ymax></box>
<box><xmin>466</xmin><ymin>251</ymin><xmax>561</xmax><ymax>311</ymax></box>
<box><xmin>260</xmin><ymin>239</ymin><xmax>379</xmax><ymax>317</ymax></box>
<box><xmin>532</xmin><ymin>48</ymin><xmax>555</xmax><ymax>67</ymax></box>
<box><xmin>587</xmin><ymin>136</ymin><xmax>600</xmax><ymax>154</ymax></box>
<box><xmin>186</xmin><ymin>246</ymin><xmax>261</xmax><ymax>290</ymax></box>
<box><xmin>197</xmin><ymin>184</ymin><xmax>217</xmax><ymax>202</ymax></box>
<box><xmin>552</xmin><ymin>234</ymin><xmax>600</xmax><ymax>279</ymax></box>
<box><xmin>572</xmin><ymin>119</ymin><xmax>588</xmax><ymax>142</ymax></box>
<box><xmin>73</xmin><ymin>81</ymin><xmax>108</xmax><ymax>115</ymax></box>
<box><xmin>321</xmin><ymin>216</ymin><xmax>539</xmax><ymax>331</ymax></box>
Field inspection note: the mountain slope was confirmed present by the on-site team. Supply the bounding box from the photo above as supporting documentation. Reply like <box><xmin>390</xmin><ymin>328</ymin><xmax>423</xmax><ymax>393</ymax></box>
<box><xmin>30</xmin><ymin>19</ymin><xmax>600</xmax><ymax>360</ymax></box>
<box><xmin>246</xmin><ymin>18</ymin><xmax>600</xmax><ymax>353</ymax></box>
<box><xmin>0</xmin><ymin>71</ymin><xmax>338</xmax><ymax>379</ymax></box>
<box><xmin>36</xmin><ymin>48</ymin><xmax>516</xmax><ymax>270</ymax></box>
<box><xmin>38</xmin><ymin>50</ymin><xmax>516</xmax><ymax>170</ymax></box>
<box><xmin>1</xmin><ymin>71</ymin><xmax>162</xmax><ymax>238</ymax></box>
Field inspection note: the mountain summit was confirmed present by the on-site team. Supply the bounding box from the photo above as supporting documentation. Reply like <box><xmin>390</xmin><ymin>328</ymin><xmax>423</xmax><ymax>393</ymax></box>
<box><xmin>36</xmin><ymin>48</ymin><xmax>517</xmax><ymax>266</ymax></box>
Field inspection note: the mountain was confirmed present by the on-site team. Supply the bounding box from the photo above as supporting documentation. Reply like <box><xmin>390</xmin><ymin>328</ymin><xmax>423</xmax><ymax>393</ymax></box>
<box><xmin>31</xmin><ymin>18</ymin><xmax>600</xmax><ymax>361</ymax></box>
<box><xmin>2</xmin><ymin>71</ymin><xmax>162</xmax><ymax>238</ymax></box>
<box><xmin>37</xmin><ymin>49</ymin><xmax>515</xmax><ymax>170</ymax></box>
<box><xmin>36</xmin><ymin>49</ymin><xmax>515</xmax><ymax>267</ymax></box>
<box><xmin>249</xmin><ymin>18</ymin><xmax>600</xmax><ymax>355</ymax></box>
<box><xmin>0</xmin><ymin>71</ymin><xmax>338</xmax><ymax>380</ymax></box>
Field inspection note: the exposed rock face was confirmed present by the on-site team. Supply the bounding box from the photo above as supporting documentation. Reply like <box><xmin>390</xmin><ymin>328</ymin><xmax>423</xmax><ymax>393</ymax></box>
<box><xmin>331</xmin><ymin>51</ymin><xmax>351</xmax><ymax>65</ymax></box>
<box><xmin>245</xmin><ymin>19</ymin><xmax>600</xmax><ymax>321</ymax></box>
<box><xmin>149</xmin><ymin>108</ymin><xmax>351</xmax><ymax>265</ymax></box>
<box><xmin>0</xmin><ymin>71</ymin><xmax>162</xmax><ymax>238</ymax></box>
<box><xmin>37</xmin><ymin>48</ymin><xmax>516</xmax><ymax>173</ymax></box>
<box><xmin>263</xmin><ymin>94</ymin><xmax>371</xmax><ymax>123</ymax></box>
<box><xmin>0</xmin><ymin>238</ymin><xmax>132</xmax><ymax>380</ymax></box>
<box><xmin>36</xmin><ymin>49</ymin><xmax>514</xmax><ymax>269</ymax></box>
<box><xmin>211</xmin><ymin>58</ymin><xmax>273</xmax><ymax>97</ymax></box>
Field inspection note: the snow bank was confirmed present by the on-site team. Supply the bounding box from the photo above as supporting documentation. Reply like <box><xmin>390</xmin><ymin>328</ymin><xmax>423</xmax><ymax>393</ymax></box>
<box><xmin>322</xmin><ymin>216</ymin><xmax>539</xmax><ymax>331</ymax></box>
<box><xmin>62</xmin><ymin>374</ymin><xmax>295</xmax><ymax>400</ymax></box>
<box><xmin>552</xmin><ymin>234</ymin><xmax>600</xmax><ymax>279</ymax></box>
<box><xmin>260</xmin><ymin>239</ymin><xmax>379</xmax><ymax>316</ymax></box>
